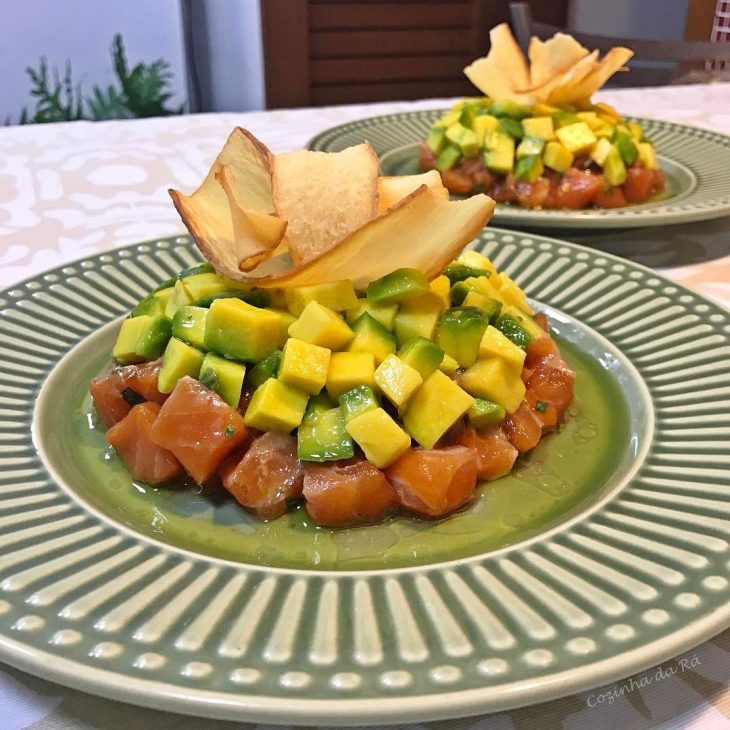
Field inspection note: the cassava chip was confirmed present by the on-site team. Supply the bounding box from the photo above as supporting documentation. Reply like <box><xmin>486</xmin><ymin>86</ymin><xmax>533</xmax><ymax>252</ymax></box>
<box><xmin>464</xmin><ymin>23</ymin><xmax>532</xmax><ymax>104</ymax></box>
<box><xmin>170</xmin><ymin>127</ymin><xmax>282</xmax><ymax>274</ymax></box>
<box><xmin>377</xmin><ymin>170</ymin><xmax>447</xmax><ymax>214</ymax></box>
<box><xmin>216</xmin><ymin>164</ymin><xmax>287</xmax><ymax>270</ymax></box>
<box><xmin>523</xmin><ymin>50</ymin><xmax>598</xmax><ymax>100</ymax></box>
<box><xmin>230</xmin><ymin>187</ymin><xmax>494</xmax><ymax>289</ymax></box>
<box><xmin>549</xmin><ymin>47</ymin><xmax>633</xmax><ymax>105</ymax></box>
<box><xmin>272</xmin><ymin>144</ymin><xmax>379</xmax><ymax>267</ymax></box>
<box><xmin>527</xmin><ymin>33</ymin><xmax>589</xmax><ymax>88</ymax></box>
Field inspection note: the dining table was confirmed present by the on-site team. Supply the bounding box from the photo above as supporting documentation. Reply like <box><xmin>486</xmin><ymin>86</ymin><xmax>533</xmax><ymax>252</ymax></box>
<box><xmin>0</xmin><ymin>82</ymin><xmax>728</xmax><ymax>730</ymax></box>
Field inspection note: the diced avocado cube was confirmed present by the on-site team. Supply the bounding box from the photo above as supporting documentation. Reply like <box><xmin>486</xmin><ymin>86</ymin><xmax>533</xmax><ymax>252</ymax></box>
<box><xmin>638</xmin><ymin>142</ymin><xmax>658</xmax><ymax>170</ymax></box>
<box><xmin>345</xmin><ymin>299</ymin><xmax>397</xmax><ymax>331</ymax></box>
<box><xmin>196</xmin><ymin>289</ymin><xmax>271</xmax><ymax>309</ymax></box>
<box><xmin>502</xmin><ymin>304</ymin><xmax>545</xmax><ymax>340</ymax></box>
<box><xmin>339</xmin><ymin>385</ymin><xmax>379</xmax><ymax>423</ymax></box>
<box><xmin>543</xmin><ymin>141</ymin><xmax>574</xmax><ymax>173</ymax></box>
<box><xmin>461</xmin><ymin>292</ymin><xmax>502</xmax><ymax>323</ymax></box>
<box><xmin>398</xmin><ymin>337</ymin><xmax>444</xmax><ymax>379</ymax></box>
<box><xmin>131</xmin><ymin>293</ymin><xmax>165</xmax><ymax>318</ymax></box>
<box><xmin>180</xmin><ymin>272</ymin><xmax>227</xmax><ymax>302</ymax></box>
<box><xmin>603</xmin><ymin>144</ymin><xmax>627</xmax><ymax>186</ymax></box>
<box><xmin>153</xmin><ymin>277</ymin><xmax>176</xmax><ymax>293</ymax></box>
<box><xmin>483</xmin><ymin>131</ymin><xmax>515</xmax><ymax>174</ymax></box>
<box><xmin>287</xmin><ymin>300</ymin><xmax>354</xmax><ymax>350</ymax></box>
<box><xmin>515</xmin><ymin>154</ymin><xmax>544</xmax><ymax>182</ymax></box>
<box><xmin>516</xmin><ymin>136</ymin><xmax>546</xmax><ymax>159</ymax></box>
<box><xmin>495</xmin><ymin>313</ymin><xmax>533</xmax><ymax>349</ymax></box>
<box><xmin>171</xmin><ymin>305</ymin><xmax>208</xmax><ymax>351</ymax></box>
<box><xmin>552</xmin><ymin>110</ymin><xmax>580</xmax><ymax>128</ymax></box>
<box><xmin>427</xmin><ymin>126</ymin><xmax>447</xmax><ymax>155</ymax></box>
<box><xmin>165</xmin><ymin>279</ymin><xmax>195</xmax><ymax>319</ymax></box>
<box><xmin>435</xmin><ymin>145</ymin><xmax>462</xmax><ymax>171</ymax></box>
<box><xmin>436</xmin><ymin>306</ymin><xmax>490</xmax><ymax>368</ymax></box>
<box><xmin>374</xmin><ymin>354</ymin><xmax>423</xmax><ymax>410</ymax></box>
<box><xmin>326</xmin><ymin>351</ymin><xmax>376</xmax><ymax>400</ymax></box>
<box><xmin>498</xmin><ymin>273</ymin><xmax>532</xmax><ymax>314</ymax></box>
<box><xmin>555</xmin><ymin>122</ymin><xmax>597</xmax><ymax>154</ymax></box>
<box><xmin>468</xmin><ymin>399</ymin><xmax>506</xmax><ymax>428</ymax></box>
<box><xmin>402</xmin><ymin>370</ymin><xmax>474</xmax><ymax>448</ymax></box>
<box><xmin>345</xmin><ymin>407</ymin><xmax>411</xmax><ymax>468</ymax></box>
<box><xmin>247</xmin><ymin>350</ymin><xmax>281</xmax><ymax>388</ymax></box>
<box><xmin>594</xmin><ymin>122</ymin><xmax>616</xmax><ymax>139</ymax></box>
<box><xmin>298</xmin><ymin>402</ymin><xmax>354</xmax><ymax>462</ymax></box>
<box><xmin>490</xmin><ymin>99</ymin><xmax>530</xmax><ymax>119</ymax></box>
<box><xmin>521</xmin><ymin>116</ymin><xmax>555</xmax><ymax>140</ymax></box>
<box><xmin>457</xmin><ymin>250</ymin><xmax>499</xmax><ymax>277</ymax></box>
<box><xmin>429</xmin><ymin>274</ymin><xmax>451</xmax><ymax>310</ymax></box>
<box><xmin>478</xmin><ymin>325</ymin><xmax>526</xmax><ymax>372</ymax></box>
<box><xmin>445</xmin><ymin>122</ymin><xmax>469</xmax><ymax>146</ymax></box>
<box><xmin>459</xmin><ymin>357</ymin><xmax>526</xmax><ymax>414</ymax></box>
<box><xmin>177</xmin><ymin>262</ymin><xmax>215</xmax><ymax>279</ymax></box>
<box><xmin>158</xmin><ymin>337</ymin><xmax>205</xmax><ymax>393</ymax></box>
<box><xmin>284</xmin><ymin>280</ymin><xmax>358</xmax><ymax>317</ymax></box>
<box><xmin>204</xmin><ymin>298</ymin><xmax>281</xmax><ymax>362</ymax></box>
<box><xmin>614</xmin><ymin>132</ymin><xmax>639</xmax><ymax>166</ymax></box>
<box><xmin>438</xmin><ymin>353</ymin><xmax>460</xmax><ymax>376</ymax></box>
<box><xmin>576</xmin><ymin>111</ymin><xmax>602</xmax><ymax>130</ymax></box>
<box><xmin>278</xmin><ymin>337</ymin><xmax>330</xmax><ymax>395</ymax></box>
<box><xmin>199</xmin><ymin>352</ymin><xmax>246</xmax><ymax>408</ymax></box>
<box><xmin>244</xmin><ymin>378</ymin><xmax>308</xmax><ymax>433</ymax></box>
<box><xmin>459</xmin><ymin>128</ymin><xmax>479</xmax><ymax>157</ymax></box>
<box><xmin>113</xmin><ymin>315</ymin><xmax>172</xmax><ymax>365</ymax></box>
<box><xmin>443</xmin><ymin>262</ymin><xmax>490</xmax><ymax>285</ymax></box>
<box><xmin>627</xmin><ymin>121</ymin><xmax>644</xmax><ymax>142</ymax></box>
<box><xmin>498</xmin><ymin>117</ymin><xmax>524</xmax><ymax>140</ymax></box>
<box><xmin>590</xmin><ymin>137</ymin><xmax>613</xmax><ymax>167</ymax></box>
<box><xmin>347</xmin><ymin>313</ymin><xmax>396</xmax><ymax>365</ymax></box>
<box><xmin>458</xmin><ymin>104</ymin><xmax>478</xmax><ymax>127</ymax></box>
<box><xmin>269</xmin><ymin>308</ymin><xmax>296</xmax><ymax>348</ymax></box>
<box><xmin>393</xmin><ymin>292</ymin><xmax>444</xmax><ymax>346</ymax></box>
<box><xmin>473</xmin><ymin>114</ymin><xmax>499</xmax><ymax>145</ymax></box>
<box><xmin>367</xmin><ymin>268</ymin><xmax>430</xmax><ymax>305</ymax></box>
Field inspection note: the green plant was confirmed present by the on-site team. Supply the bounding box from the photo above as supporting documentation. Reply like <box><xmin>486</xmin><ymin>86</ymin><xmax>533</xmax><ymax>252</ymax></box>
<box><xmin>10</xmin><ymin>34</ymin><xmax>183</xmax><ymax>124</ymax></box>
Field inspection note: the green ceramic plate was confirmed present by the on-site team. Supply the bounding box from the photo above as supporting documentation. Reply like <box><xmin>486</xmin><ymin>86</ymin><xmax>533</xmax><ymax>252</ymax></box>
<box><xmin>0</xmin><ymin>230</ymin><xmax>728</xmax><ymax>725</ymax></box>
<box><xmin>307</xmin><ymin>111</ymin><xmax>730</xmax><ymax>229</ymax></box>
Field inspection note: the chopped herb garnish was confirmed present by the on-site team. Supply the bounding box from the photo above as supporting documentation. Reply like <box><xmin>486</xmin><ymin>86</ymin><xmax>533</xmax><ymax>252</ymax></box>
<box><xmin>121</xmin><ymin>387</ymin><xmax>145</xmax><ymax>406</ymax></box>
<box><xmin>225</xmin><ymin>426</ymin><xmax>236</xmax><ymax>438</ymax></box>
<box><xmin>535</xmin><ymin>400</ymin><xmax>548</xmax><ymax>413</ymax></box>
<box><xmin>199</xmin><ymin>370</ymin><xmax>217</xmax><ymax>390</ymax></box>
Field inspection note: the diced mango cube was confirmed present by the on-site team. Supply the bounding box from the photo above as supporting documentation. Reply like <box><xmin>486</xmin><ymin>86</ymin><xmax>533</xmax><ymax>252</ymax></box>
<box><xmin>555</xmin><ymin>122</ymin><xmax>597</xmax><ymax>154</ymax></box>
<box><xmin>285</xmin><ymin>280</ymin><xmax>358</xmax><ymax>317</ymax></box>
<box><xmin>438</xmin><ymin>353</ymin><xmax>460</xmax><ymax>376</ymax></box>
<box><xmin>244</xmin><ymin>378</ymin><xmax>308</xmax><ymax>432</ymax></box>
<box><xmin>459</xmin><ymin>357</ymin><xmax>526</xmax><ymax>414</ymax></box>
<box><xmin>638</xmin><ymin>142</ymin><xmax>658</xmax><ymax>170</ymax></box>
<box><xmin>374</xmin><ymin>355</ymin><xmax>423</xmax><ymax>410</ymax></box>
<box><xmin>498</xmin><ymin>273</ymin><xmax>533</xmax><ymax>315</ymax></box>
<box><xmin>278</xmin><ymin>338</ymin><xmax>330</xmax><ymax>395</ymax></box>
<box><xmin>402</xmin><ymin>370</ymin><xmax>474</xmax><ymax>448</ymax></box>
<box><xmin>345</xmin><ymin>408</ymin><xmax>411</xmax><ymax>468</ymax></box>
<box><xmin>478</xmin><ymin>325</ymin><xmax>526</xmax><ymax>372</ymax></box>
<box><xmin>288</xmin><ymin>300</ymin><xmax>354</xmax><ymax>350</ymax></box>
<box><xmin>576</xmin><ymin>111</ymin><xmax>602</xmax><ymax>130</ymax></box>
<box><xmin>269</xmin><ymin>308</ymin><xmax>296</xmax><ymax>348</ymax></box>
<box><xmin>429</xmin><ymin>274</ymin><xmax>451</xmax><ymax>310</ymax></box>
<box><xmin>326</xmin><ymin>351</ymin><xmax>376</xmax><ymax>400</ymax></box>
<box><xmin>543</xmin><ymin>141</ymin><xmax>574</xmax><ymax>173</ymax></box>
<box><xmin>591</xmin><ymin>137</ymin><xmax>613</xmax><ymax>167</ymax></box>
<box><xmin>521</xmin><ymin>116</ymin><xmax>555</xmax><ymax>140</ymax></box>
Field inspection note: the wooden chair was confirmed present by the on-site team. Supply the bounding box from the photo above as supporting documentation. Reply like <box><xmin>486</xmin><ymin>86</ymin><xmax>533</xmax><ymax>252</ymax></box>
<box><xmin>509</xmin><ymin>1</ymin><xmax>730</xmax><ymax>87</ymax></box>
<box><xmin>261</xmin><ymin>0</ymin><xmax>568</xmax><ymax>108</ymax></box>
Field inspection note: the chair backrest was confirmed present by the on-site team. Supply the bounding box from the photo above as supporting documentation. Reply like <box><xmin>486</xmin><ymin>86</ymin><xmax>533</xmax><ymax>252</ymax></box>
<box><xmin>261</xmin><ymin>0</ymin><xmax>569</xmax><ymax>108</ymax></box>
<box><xmin>509</xmin><ymin>1</ymin><xmax>730</xmax><ymax>86</ymax></box>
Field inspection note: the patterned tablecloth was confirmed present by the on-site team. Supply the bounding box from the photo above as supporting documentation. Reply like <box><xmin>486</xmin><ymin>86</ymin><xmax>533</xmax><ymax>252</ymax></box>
<box><xmin>0</xmin><ymin>84</ymin><xmax>728</xmax><ymax>729</ymax></box>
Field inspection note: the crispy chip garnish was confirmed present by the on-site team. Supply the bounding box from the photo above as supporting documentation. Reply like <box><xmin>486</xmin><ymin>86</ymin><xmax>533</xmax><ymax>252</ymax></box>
<box><xmin>464</xmin><ymin>23</ymin><xmax>532</xmax><ymax>104</ymax></box>
<box><xmin>524</xmin><ymin>50</ymin><xmax>598</xmax><ymax>99</ymax></box>
<box><xmin>377</xmin><ymin>170</ymin><xmax>447</xmax><ymax>214</ymax></box>
<box><xmin>549</xmin><ymin>47</ymin><xmax>633</xmax><ymax>105</ymax></box>
<box><xmin>528</xmin><ymin>33</ymin><xmax>589</xmax><ymax>88</ymax></box>
<box><xmin>272</xmin><ymin>144</ymin><xmax>379</xmax><ymax>267</ymax></box>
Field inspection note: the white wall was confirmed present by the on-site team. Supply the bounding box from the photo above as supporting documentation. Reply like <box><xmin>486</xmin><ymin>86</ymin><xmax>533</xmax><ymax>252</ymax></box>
<box><xmin>0</xmin><ymin>0</ymin><xmax>187</xmax><ymax>122</ymax></box>
<box><xmin>570</xmin><ymin>0</ymin><xmax>690</xmax><ymax>40</ymax></box>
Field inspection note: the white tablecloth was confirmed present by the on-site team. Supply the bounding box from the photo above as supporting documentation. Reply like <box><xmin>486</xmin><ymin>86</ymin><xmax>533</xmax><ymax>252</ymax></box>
<box><xmin>0</xmin><ymin>84</ymin><xmax>728</xmax><ymax>729</ymax></box>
